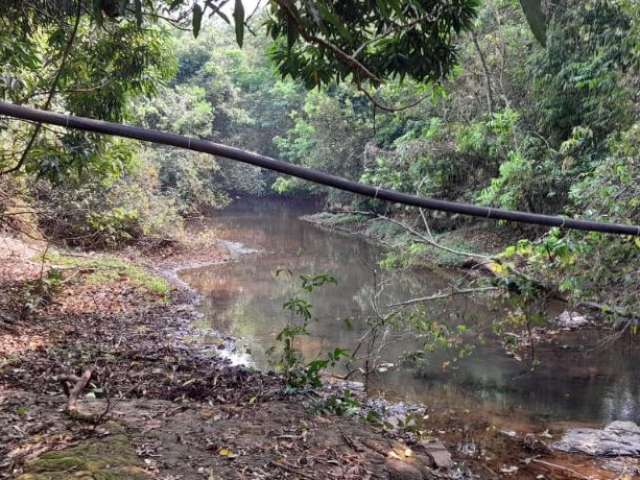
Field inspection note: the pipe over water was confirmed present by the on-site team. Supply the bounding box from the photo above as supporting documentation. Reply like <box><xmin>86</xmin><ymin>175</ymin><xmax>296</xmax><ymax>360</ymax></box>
<box><xmin>0</xmin><ymin>101</ymin><xmax>638</xmax><ymax>236</ymax></box>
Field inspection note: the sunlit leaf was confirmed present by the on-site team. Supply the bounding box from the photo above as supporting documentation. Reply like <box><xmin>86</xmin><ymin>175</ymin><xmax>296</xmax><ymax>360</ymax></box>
<box><xmin>218</xmin><ymin>447</ymin><xmax>237</xmax><ymax>458</ymax></box>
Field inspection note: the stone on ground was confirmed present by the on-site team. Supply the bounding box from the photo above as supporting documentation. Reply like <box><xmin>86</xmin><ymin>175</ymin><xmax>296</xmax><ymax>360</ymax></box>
<box><xmin>553</xmin><ymin>421</ymin><xmax>640</xmax><ymax>456</ymax></box>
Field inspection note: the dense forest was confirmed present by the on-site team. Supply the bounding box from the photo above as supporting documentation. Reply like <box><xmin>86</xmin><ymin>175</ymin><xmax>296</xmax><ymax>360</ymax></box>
<box><xmin>2</xmin><ymin>1</ymin><xmax>640</xmax><ymax>479</ymax></box>
<box><xmin>3</xmin><ymin>0</ymin><xmax>639</xmax><ymax>313</ymax></box>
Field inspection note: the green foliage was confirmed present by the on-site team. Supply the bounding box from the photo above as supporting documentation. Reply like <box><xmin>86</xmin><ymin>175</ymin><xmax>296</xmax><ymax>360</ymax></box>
<box><xmin>35</xmin><ymin>161</ymin><xmax>184</xmax><ymax>249</ymax></box>
<box><xmin>274</xmin><ymin>87</ymin><xmax>371</xmax><ymax>200</ymax></box>
<box><xmin>19</xmin><ymin>268</ymin><xmax>64</xmax><ymax>317</ymax></box>
<box><xmin>163</xmin><ymin>25</ymin><xmax>307</xmax><ymax>198</ymax></box>
<box><xmin>0</xmin><ymin>14</ymin><xmax>175</xmax><ymax>180</ymax></box>
<box><xmin>316</xmin><ymin>390</ymin><xmax>360</xmax><ymax>416</ymax></box>
<box><xmin>272</xmin><ymin>273</ymin><xmax>347</xmax><ymax>391</ymax></box>
<box><xmin>135</xmin><ymin>84</ymin><xmax>229</xmax><ymax>212</ymax></box>
<box><xmin>570</xmin><ymin>123</ymin><xmax>640</xmax><ymax>224</ymax></box>
<box><xmin>271</xmin><ymin>177</ymin><xmax>296</xmax><ymax>194</ymax></box>
<box><xmin>408</xmin><ymin>308</ymin><xmax>475</xmax><ymax>361</ymax></box>
<box><xmin>86</xmin><ymin>207</ymin><xmax>141</xmax><ymax>246</ymax></box>
<box><xmin>478</xmin><ymin>150</ymin><xmax>534</xmax><ymax>210</ymax></box>
<box><xmin>530</xmin><ymin>0</ymin><xmax>634</xmax><ymax>144</ymax></box>
<box><xmin>265</xmin><ymin>0</ymin><xmax>480</xmax><ymax>88</ymax></box>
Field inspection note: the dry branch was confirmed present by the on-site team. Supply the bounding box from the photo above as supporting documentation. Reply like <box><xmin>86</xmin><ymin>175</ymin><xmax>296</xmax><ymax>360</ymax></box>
<box><xmin>58</xmin><ymin>369</ymin><xmax>111</xmax><ymax>424</ymax></box>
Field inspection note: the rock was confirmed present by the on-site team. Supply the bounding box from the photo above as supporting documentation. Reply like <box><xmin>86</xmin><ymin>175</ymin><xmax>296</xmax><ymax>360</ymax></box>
<box><xmin>523</xmin><ymin>433</ymin><xmax>552</xmax><ymax>454</ymax></box>
<box><xmin>413</xmin><ymin>454</ymin><xmax>436</xmax><ymax>473</ymax></box>
<box><xmin>556</xmin><ymin>311</ymin><xmax>589</xmax><ymax>329</ymax></box>
<box><xmin>416</xmin><ymin>439</ymin><xmax>453</xmax><ymax>469</ymax></box>
<box><xmin>602</xmin><ymin>457</ymin><xmax>640</xmax><ymax>475</ymax></box>
<box><xmin>500</xmin><ymin>465</ymin><xmax>519</xmax><ymax>475</ymax></box>
<box><xmin>553</xmin><ymin>421</ymin><xmax>640</xmax><ymax>456</ymax></box>
<box><xmin>385</xmin><ymin>458</ymin><xmax>423</xmax><ymax>480</ymax></box>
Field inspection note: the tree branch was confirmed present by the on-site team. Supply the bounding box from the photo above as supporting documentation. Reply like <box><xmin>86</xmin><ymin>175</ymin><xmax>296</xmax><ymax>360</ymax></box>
<box><xmin>387</xmin><ymin>286</ymin><xmax>500</xmax><ymax>309</ymax></box>
<box><xmin>471</xmin><ymin>30</ymin><xmax>495</xmax><ymax>114</ymax></box>
<box><xmin>271</xmin><ymin>0</ymin><xmax>382</xmax><ymax>84</ymax></box>
<box><xmin>356</xmin><ymin>83</ymin><xmax>431</xmax><ymax>113</ymax></box>
<box><xmin>352</xmin><ymin>210</ymin><xmax>493</xmax><ymax>261</ymax></box>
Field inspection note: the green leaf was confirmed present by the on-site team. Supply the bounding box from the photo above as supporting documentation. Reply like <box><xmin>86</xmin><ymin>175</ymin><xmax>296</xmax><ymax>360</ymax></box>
<box><xmin>316</xmin><ymin>2</ymin><xmax>351</xmax><ymax>40</ymax></box>
<box><xmin>234</xmin><ymin>0</ymin><xmax>245</xmax><ymax>47</ymax></box>
<box><xmin>519</xmin><ymin>0</ymin><xmax>547</xmax><ymax>47</ymax></box>
<box><xmin>286</xmin><ymin>14</ymin><xmax>298</xmax><ymax>50</ymax></box>
<box><xmin>192</xmin><ymin>3</ymin><xmax>203</xmax><ymax>38</ymax></box>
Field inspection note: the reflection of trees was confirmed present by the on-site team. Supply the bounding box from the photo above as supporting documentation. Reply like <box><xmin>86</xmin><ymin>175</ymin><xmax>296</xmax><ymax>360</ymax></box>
<box><xmin>183</xmin><ymin>198</ymin><xmax>640</xmax><ymax>425</ymax></box>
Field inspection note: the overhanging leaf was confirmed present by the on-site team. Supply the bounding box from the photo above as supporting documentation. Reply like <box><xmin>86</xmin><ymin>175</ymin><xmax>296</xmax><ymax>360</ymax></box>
<box><xmin>287</xmin><ymin>14</ymin><xmax>298</xmax><ymax>50</ymax></box>
<box><xmin>234</xmin><ymin>0</ymin><xmax>245</xmax><ymax>47</ymax></box>
<box><xmin>192</xmin><ymin>3</ymin><xmax>203</xmax><ymax>38</ymax></box>
<box><xmin>519</xmin><ymin>0</ymin><xmax>547</xmax><ymax>47</ymax></box>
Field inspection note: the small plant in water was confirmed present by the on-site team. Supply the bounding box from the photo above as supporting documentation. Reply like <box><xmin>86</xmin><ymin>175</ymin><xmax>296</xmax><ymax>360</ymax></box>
<box><xmin>316</xmin><ymin>390</ymin><xmax>360</xmax><ymax>416</ymax></box>
<box><xmin>271</xmin><ymin>272</ymin><xmax>348</xmax><ymax>391</ymax></box>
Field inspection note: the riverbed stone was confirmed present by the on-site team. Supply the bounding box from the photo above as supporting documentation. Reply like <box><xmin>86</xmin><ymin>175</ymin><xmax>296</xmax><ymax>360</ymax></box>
<box><xmin>416</xmin><ymin>439</ymin><xmax>453</xmax><ymax>469</ymax></box>
<box><xmin>385</xmin><ymin>458</ymin><xmax>424</xmax><ymax>480</ymax></box>
<box><xmin>556</xmin><ymin>310</ymin><xmax>589</xmax><ymax>329</ymax></box>
<box><xmin>523</xmin><ymin>433</ymin><xmax>552</xmax><ymax>454</ymax></box>
<box><xmin>553</xmin><ymin>421</ymin><xmax>640</xmax><ymax>456</ymax></box>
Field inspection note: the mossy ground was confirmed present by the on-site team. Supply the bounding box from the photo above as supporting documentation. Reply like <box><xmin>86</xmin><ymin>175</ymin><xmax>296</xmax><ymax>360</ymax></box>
<box><xmin>17</xmin><ymin>433</ymin><xmax>150</xmax><ymax>480</ymax></box>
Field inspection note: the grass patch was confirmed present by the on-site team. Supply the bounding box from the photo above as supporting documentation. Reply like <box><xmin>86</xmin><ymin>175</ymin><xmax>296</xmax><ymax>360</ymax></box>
<box><xmin>39</xmin><ymin>251</ymin><xmax>171</xmax><ymax>298</ymax></box>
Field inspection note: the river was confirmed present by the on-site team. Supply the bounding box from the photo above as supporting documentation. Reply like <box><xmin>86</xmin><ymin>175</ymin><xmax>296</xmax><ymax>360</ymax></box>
<box><xmin>179</xmin><ymin>198</ymin><xmax>640</xmax><ymax>428</ymax></box>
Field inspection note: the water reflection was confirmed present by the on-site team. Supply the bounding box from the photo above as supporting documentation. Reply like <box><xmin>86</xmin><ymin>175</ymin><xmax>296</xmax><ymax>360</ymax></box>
<box><xmin>180</xmin><ymin>198</ymin><xmax>640</xmax><ymax>425</ymax></box>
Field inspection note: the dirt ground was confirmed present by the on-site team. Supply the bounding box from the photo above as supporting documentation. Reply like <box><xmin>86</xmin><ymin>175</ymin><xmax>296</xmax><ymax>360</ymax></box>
<box><xmin>0</xmin><ymin>235</ymin><xmax>452</xmax><ymax>480</ymax></box>
<box><xmin>0</xmin><ymin>234</ymin><xmax>636</xmax><ymax>480</ymax></box>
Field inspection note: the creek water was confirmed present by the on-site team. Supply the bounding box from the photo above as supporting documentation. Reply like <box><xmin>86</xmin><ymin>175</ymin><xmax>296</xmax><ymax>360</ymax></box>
<box><xmin>180</xmin><ymin>198</ymin><xmax>640</xmax><ymax>427</ymax></box>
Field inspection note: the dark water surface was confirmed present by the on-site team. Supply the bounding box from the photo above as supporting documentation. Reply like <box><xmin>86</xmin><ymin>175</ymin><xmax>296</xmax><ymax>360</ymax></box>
<box><xmin>180</xmin><ymin>198</ymin><xmax>640</xmax><ymax>426</ymax></box>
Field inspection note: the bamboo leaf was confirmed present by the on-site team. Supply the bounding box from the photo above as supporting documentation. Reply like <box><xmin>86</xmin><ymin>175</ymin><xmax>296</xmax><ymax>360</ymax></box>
<box><xmin>519</xmin><ymin>0</ymin><xmax>547</xmax><ymax>47</ymax></box>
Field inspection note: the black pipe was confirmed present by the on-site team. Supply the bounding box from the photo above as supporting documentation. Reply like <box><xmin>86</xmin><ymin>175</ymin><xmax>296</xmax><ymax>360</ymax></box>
<box><xmin>1</xmin><ymin>101</ymin><xmax>638</xmax><ymax>236</ymax></box>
